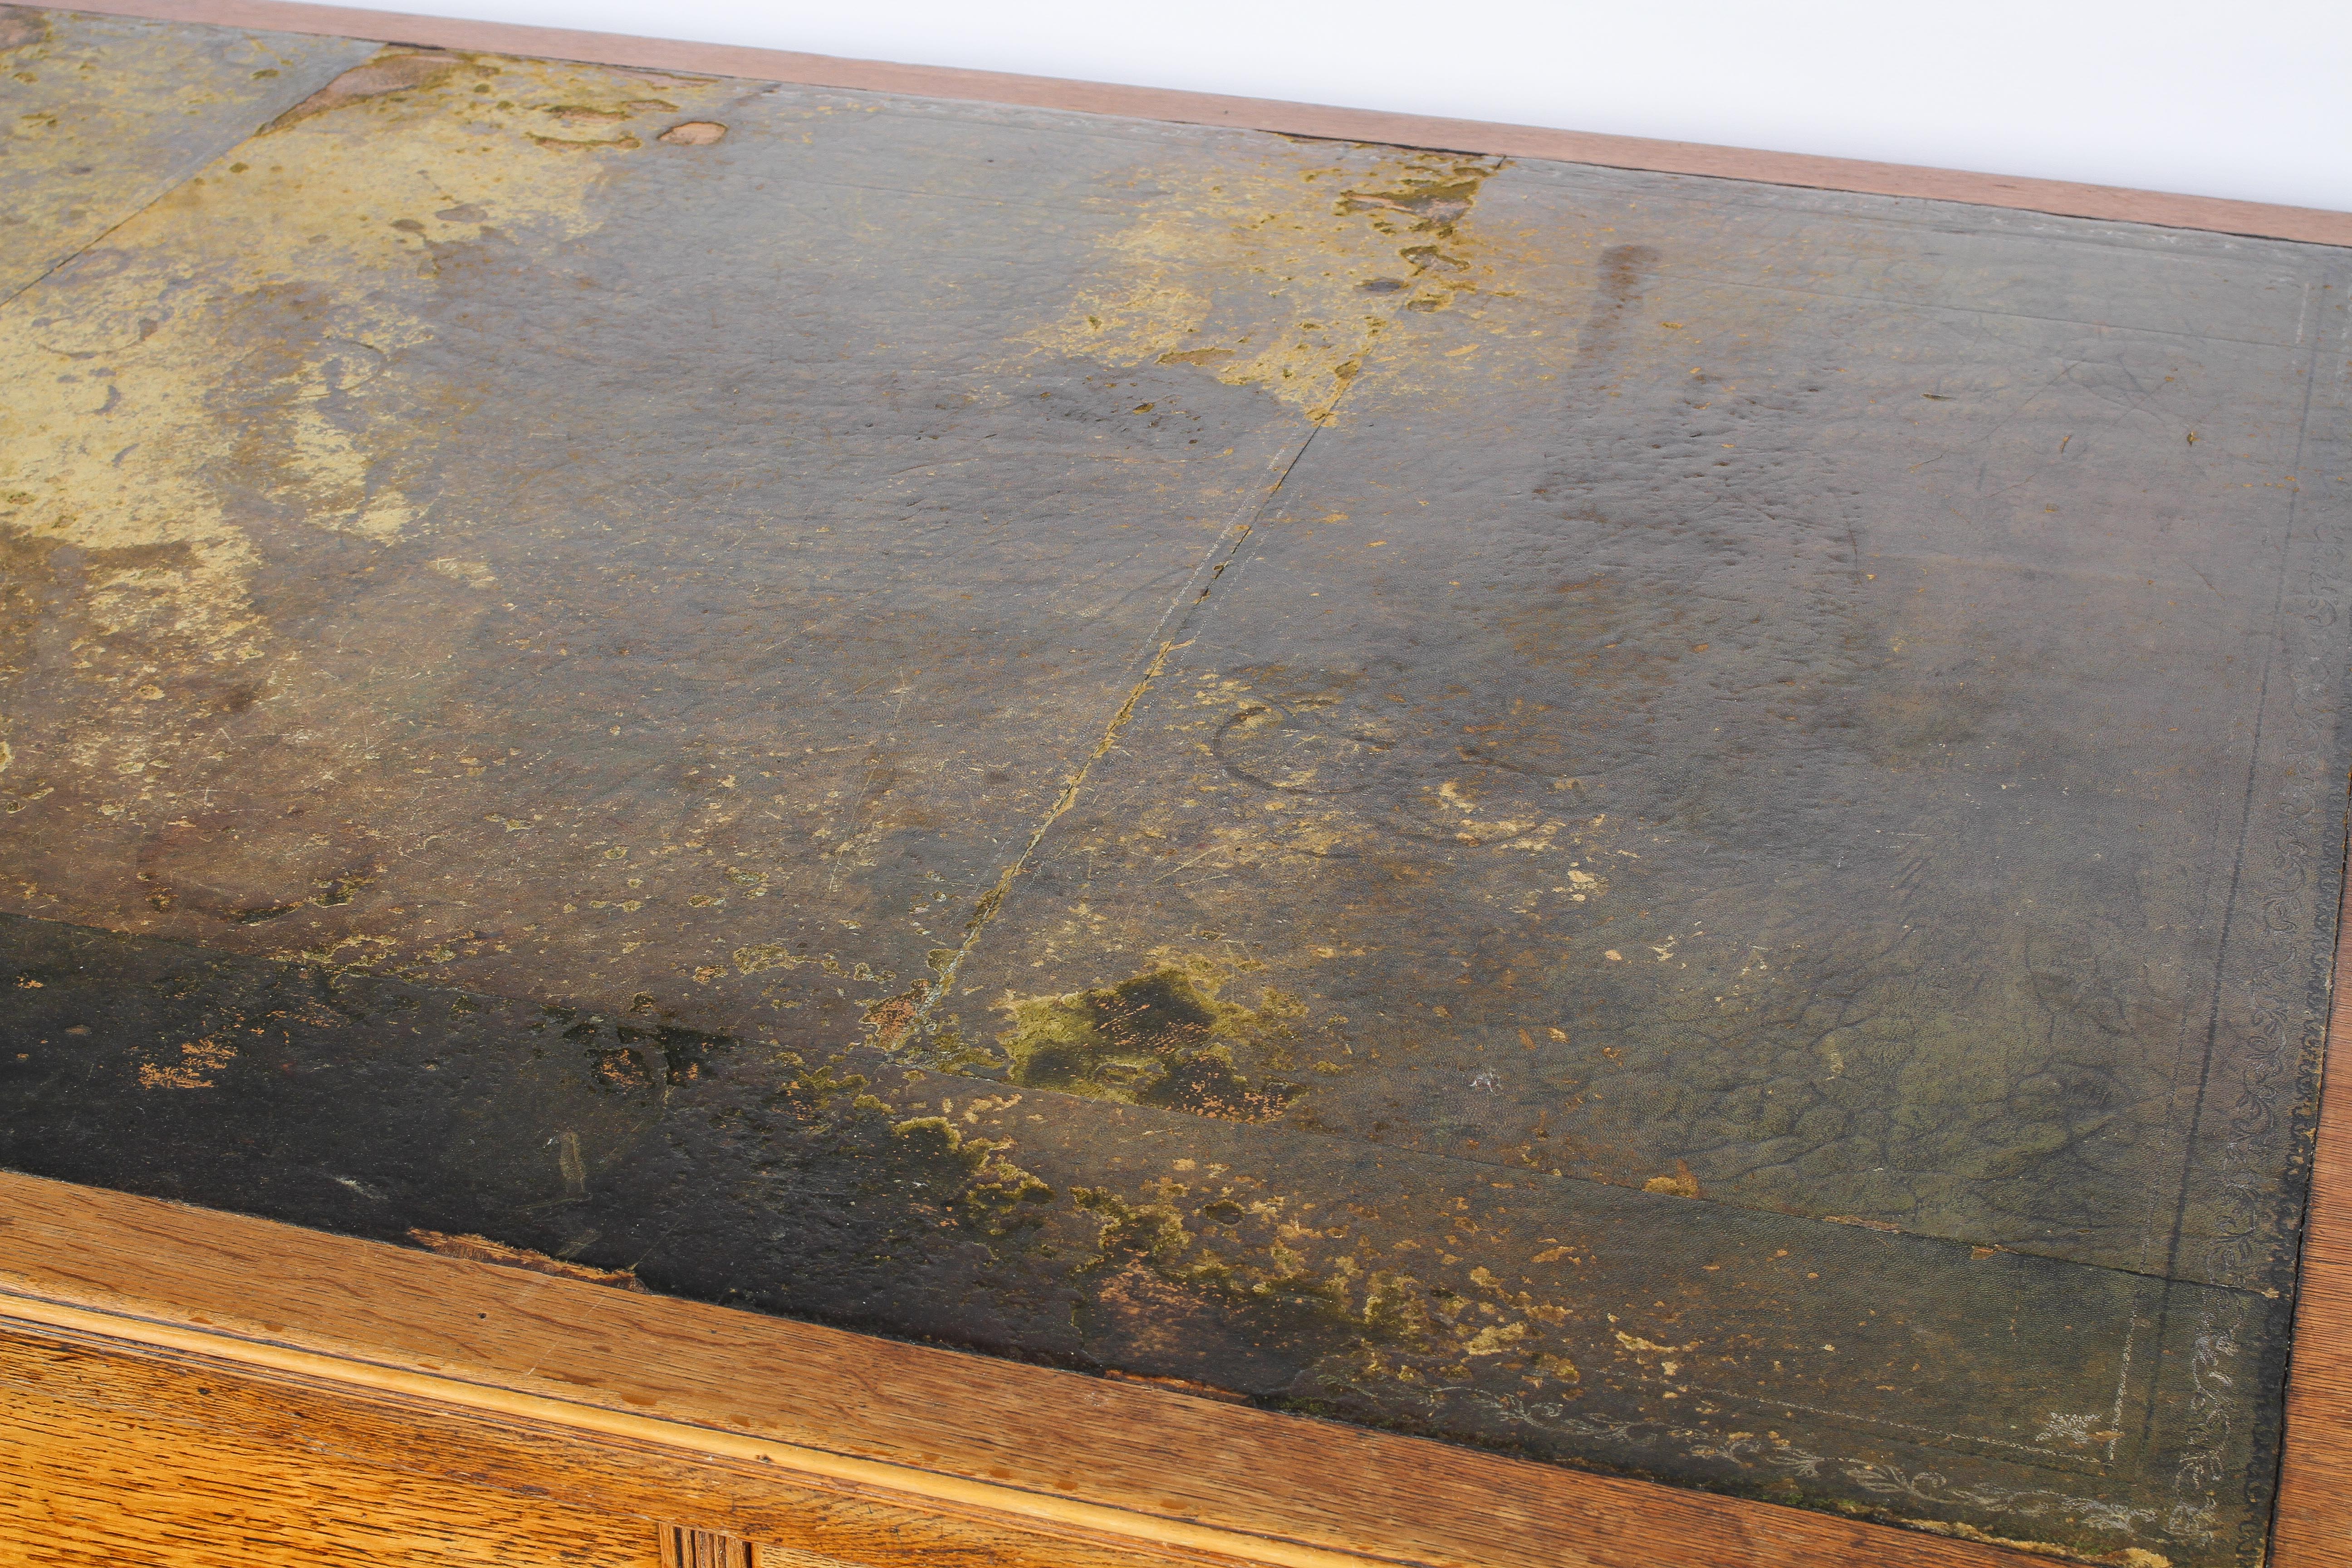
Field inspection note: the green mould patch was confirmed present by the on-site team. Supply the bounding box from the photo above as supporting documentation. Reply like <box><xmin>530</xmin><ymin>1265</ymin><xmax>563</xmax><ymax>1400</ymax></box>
<box><xmin>996</xmin><ymin>957</ymin><xmax>1308</xmax><ymax>1121</ymax></box>
<box><xmin>889</xmin><ymin>1115</ymin><xmax>1056</xmax><ymax>1234</ymax></box>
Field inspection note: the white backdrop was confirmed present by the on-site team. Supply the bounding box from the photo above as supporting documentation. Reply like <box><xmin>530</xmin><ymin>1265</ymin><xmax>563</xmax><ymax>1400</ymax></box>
<box><xmin>297</xmin><ymin>0</ymin><xmax>2348</xmax><ymax>212</ymax></box>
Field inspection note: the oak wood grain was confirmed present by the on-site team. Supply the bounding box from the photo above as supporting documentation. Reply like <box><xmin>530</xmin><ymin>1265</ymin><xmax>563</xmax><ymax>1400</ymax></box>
<box><xmin>9</xmin><ymin>1330</ymin><xmax>666</xmax><ymax>1568</ymax></box>
<box><xmin>2</xmin><ymin>1323</ymin><xmax>1230</xmax><ymax>1568</ymax></box>
<box><xmin>0</xmin><ymin>1171</ymin><xmax>2043</xmax><ymax>1568</ymax></box>
<box><xmin>40</xmin><ymin>0</ymin><xmax>2352</xmax><ymax>249</ymax></box>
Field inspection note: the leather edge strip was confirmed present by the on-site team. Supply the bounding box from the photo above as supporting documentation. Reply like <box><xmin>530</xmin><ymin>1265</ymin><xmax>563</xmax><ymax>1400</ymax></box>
<box><xmin>36</xmin><ymin>0</ymin><xmax>2352</xmax><ymax>248</ymax></box>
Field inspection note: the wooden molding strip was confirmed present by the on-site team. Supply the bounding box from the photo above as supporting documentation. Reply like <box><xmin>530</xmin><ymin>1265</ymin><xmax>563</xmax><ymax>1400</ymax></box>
<box><xmin>1</xmin><ymin>1294</ymin><xmax>1379</xmax><ymax>1568</ymax></box>
<box><xmin>44</xmin><ymin>0</ymin><xmax>2352</xmax><ymax>250</ymax></box>
<box><xmin>0</xmin><ymin>1171</ymin><xmax>2040</xmax><ymax>1568</ymax></box>
<box><xmin>9</xmin><ymin>1313</ymin><xmax>1218</xmax><ymax>1568</ymax></box>
<box><xmin>2269</xmin><ymin>867</ymin><xmax>2352</xmax><ymax>1565</ymax></box>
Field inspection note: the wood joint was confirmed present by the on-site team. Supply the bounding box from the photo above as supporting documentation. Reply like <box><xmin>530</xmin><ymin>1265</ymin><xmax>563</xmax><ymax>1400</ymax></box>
<box><xmin>658</xmin><ymin>1523</ymin><xmax>756</xmax><ymax>1568</ymax></box>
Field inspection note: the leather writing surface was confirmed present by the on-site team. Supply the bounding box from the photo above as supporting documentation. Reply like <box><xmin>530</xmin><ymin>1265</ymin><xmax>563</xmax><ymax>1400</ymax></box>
<box><xmin>3</xmin><ymin>15</ymin><xmax>2347</xmax><ymax>1560</ymax></box>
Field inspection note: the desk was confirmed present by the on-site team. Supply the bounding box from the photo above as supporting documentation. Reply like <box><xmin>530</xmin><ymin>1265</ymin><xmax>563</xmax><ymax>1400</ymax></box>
<box><xmin>3</xmin><ymin>7</ymin><xmax>2348</xmax><ymax>1563</ymax></box>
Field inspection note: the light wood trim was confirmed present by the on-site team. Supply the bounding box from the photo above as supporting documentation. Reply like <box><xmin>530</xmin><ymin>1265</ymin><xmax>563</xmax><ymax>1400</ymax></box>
<box><xmin>0</xmin><ymin>1171</ymin><xmax>2040</xmax><ymax>1568</ymax></box>
<box><xmin>13</xmin><ymin>1329</ymin><xmax>676</xmax><ymax>1568</ymax></box>
<box><xmin>8</xmin><ymin>1319</ymin><xmax>1211</xmax><ymax>1568</ymax></box>
<box><xmin>42</xmin><ymin>0</ymin><xmax>2352</xmax><ymax>250</ymax></box>
<box><xmin>3</xmin><ymin>1294</ymin><xmax>1374</xmax><ymax>1568</ymax></box>
<box><xmin>2269</xmin><ymin>865</ymin><xmax>2352</xmax><ymax>1565</ymax></box>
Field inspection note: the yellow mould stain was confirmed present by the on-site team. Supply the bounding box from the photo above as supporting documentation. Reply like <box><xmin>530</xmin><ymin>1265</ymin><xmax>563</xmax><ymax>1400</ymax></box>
<box><xmin>0</xmin><ymin>45</ymin><xmax>742</xmax><ymax>766</ymax></box>
<box><xmin>2</xmin><ymin>39</ymin><xmax>774</xmax><ymax>969</ymax></box>
<box><xmin>995</xmin><ymin>951</ymin><xmax>1308</xmax><ymax>1121</ymax></box>
<box><xmin>1462</xmin><ymin>1320</ymin><xmax>1528</xmax><ymax>1356</ymax></box>
<box><xmin>733</xmin><ymin>942</ymin><xmax>809</xmax><ymax>974</ymax></box>
<box><xmin>1021</xmin><ymin>148</ymin><xmax>1502</xmax><ymax>423</ymax></box>
<box><xmin>137</xmin><ymin>1036</ymin><xmax>236</xmax><ymax>1088</ymax></box>
<box><xmin>1642</xmin><ymin>1160</ymin><xmax>1701</xmax><ymax>1198</ymax></box>
<box><xmin>428</xmin><ymin>557</ymin><xmax>497</xmax><ymax>589</ymax></box>
<box><xmin>526</xmin><ymin>131</ymin><xmax>642</xmax><ymax>152</ymax></box>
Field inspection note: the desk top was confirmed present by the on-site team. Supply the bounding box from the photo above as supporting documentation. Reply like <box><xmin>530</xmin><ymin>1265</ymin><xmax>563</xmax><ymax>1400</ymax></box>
<box><xmin>4</xmin><ymin>8</ymin><xmax>2347</xmax><ymax>1562</ymax></box>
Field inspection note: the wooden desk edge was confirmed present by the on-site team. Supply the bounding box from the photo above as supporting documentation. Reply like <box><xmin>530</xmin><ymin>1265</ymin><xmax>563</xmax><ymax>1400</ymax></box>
<box><xmin>30</xmin><ymin>0</ymin><xmax>2352</xmax><ymax>250</ymax></box>
<box><xmin>1</xmin><ymin>1170</ymin><xmax>2049</xmax><ymax>1568</ymax></box>
<box><xmin>2269</xmin><ymin>851</ymin><xmax>2352</xmax><ymax>1566</ymax></box>
<box><xmin>2</xmin><ymin>1286</ymin><xmax>1381</xmax><ymax>1568</ymax></box>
